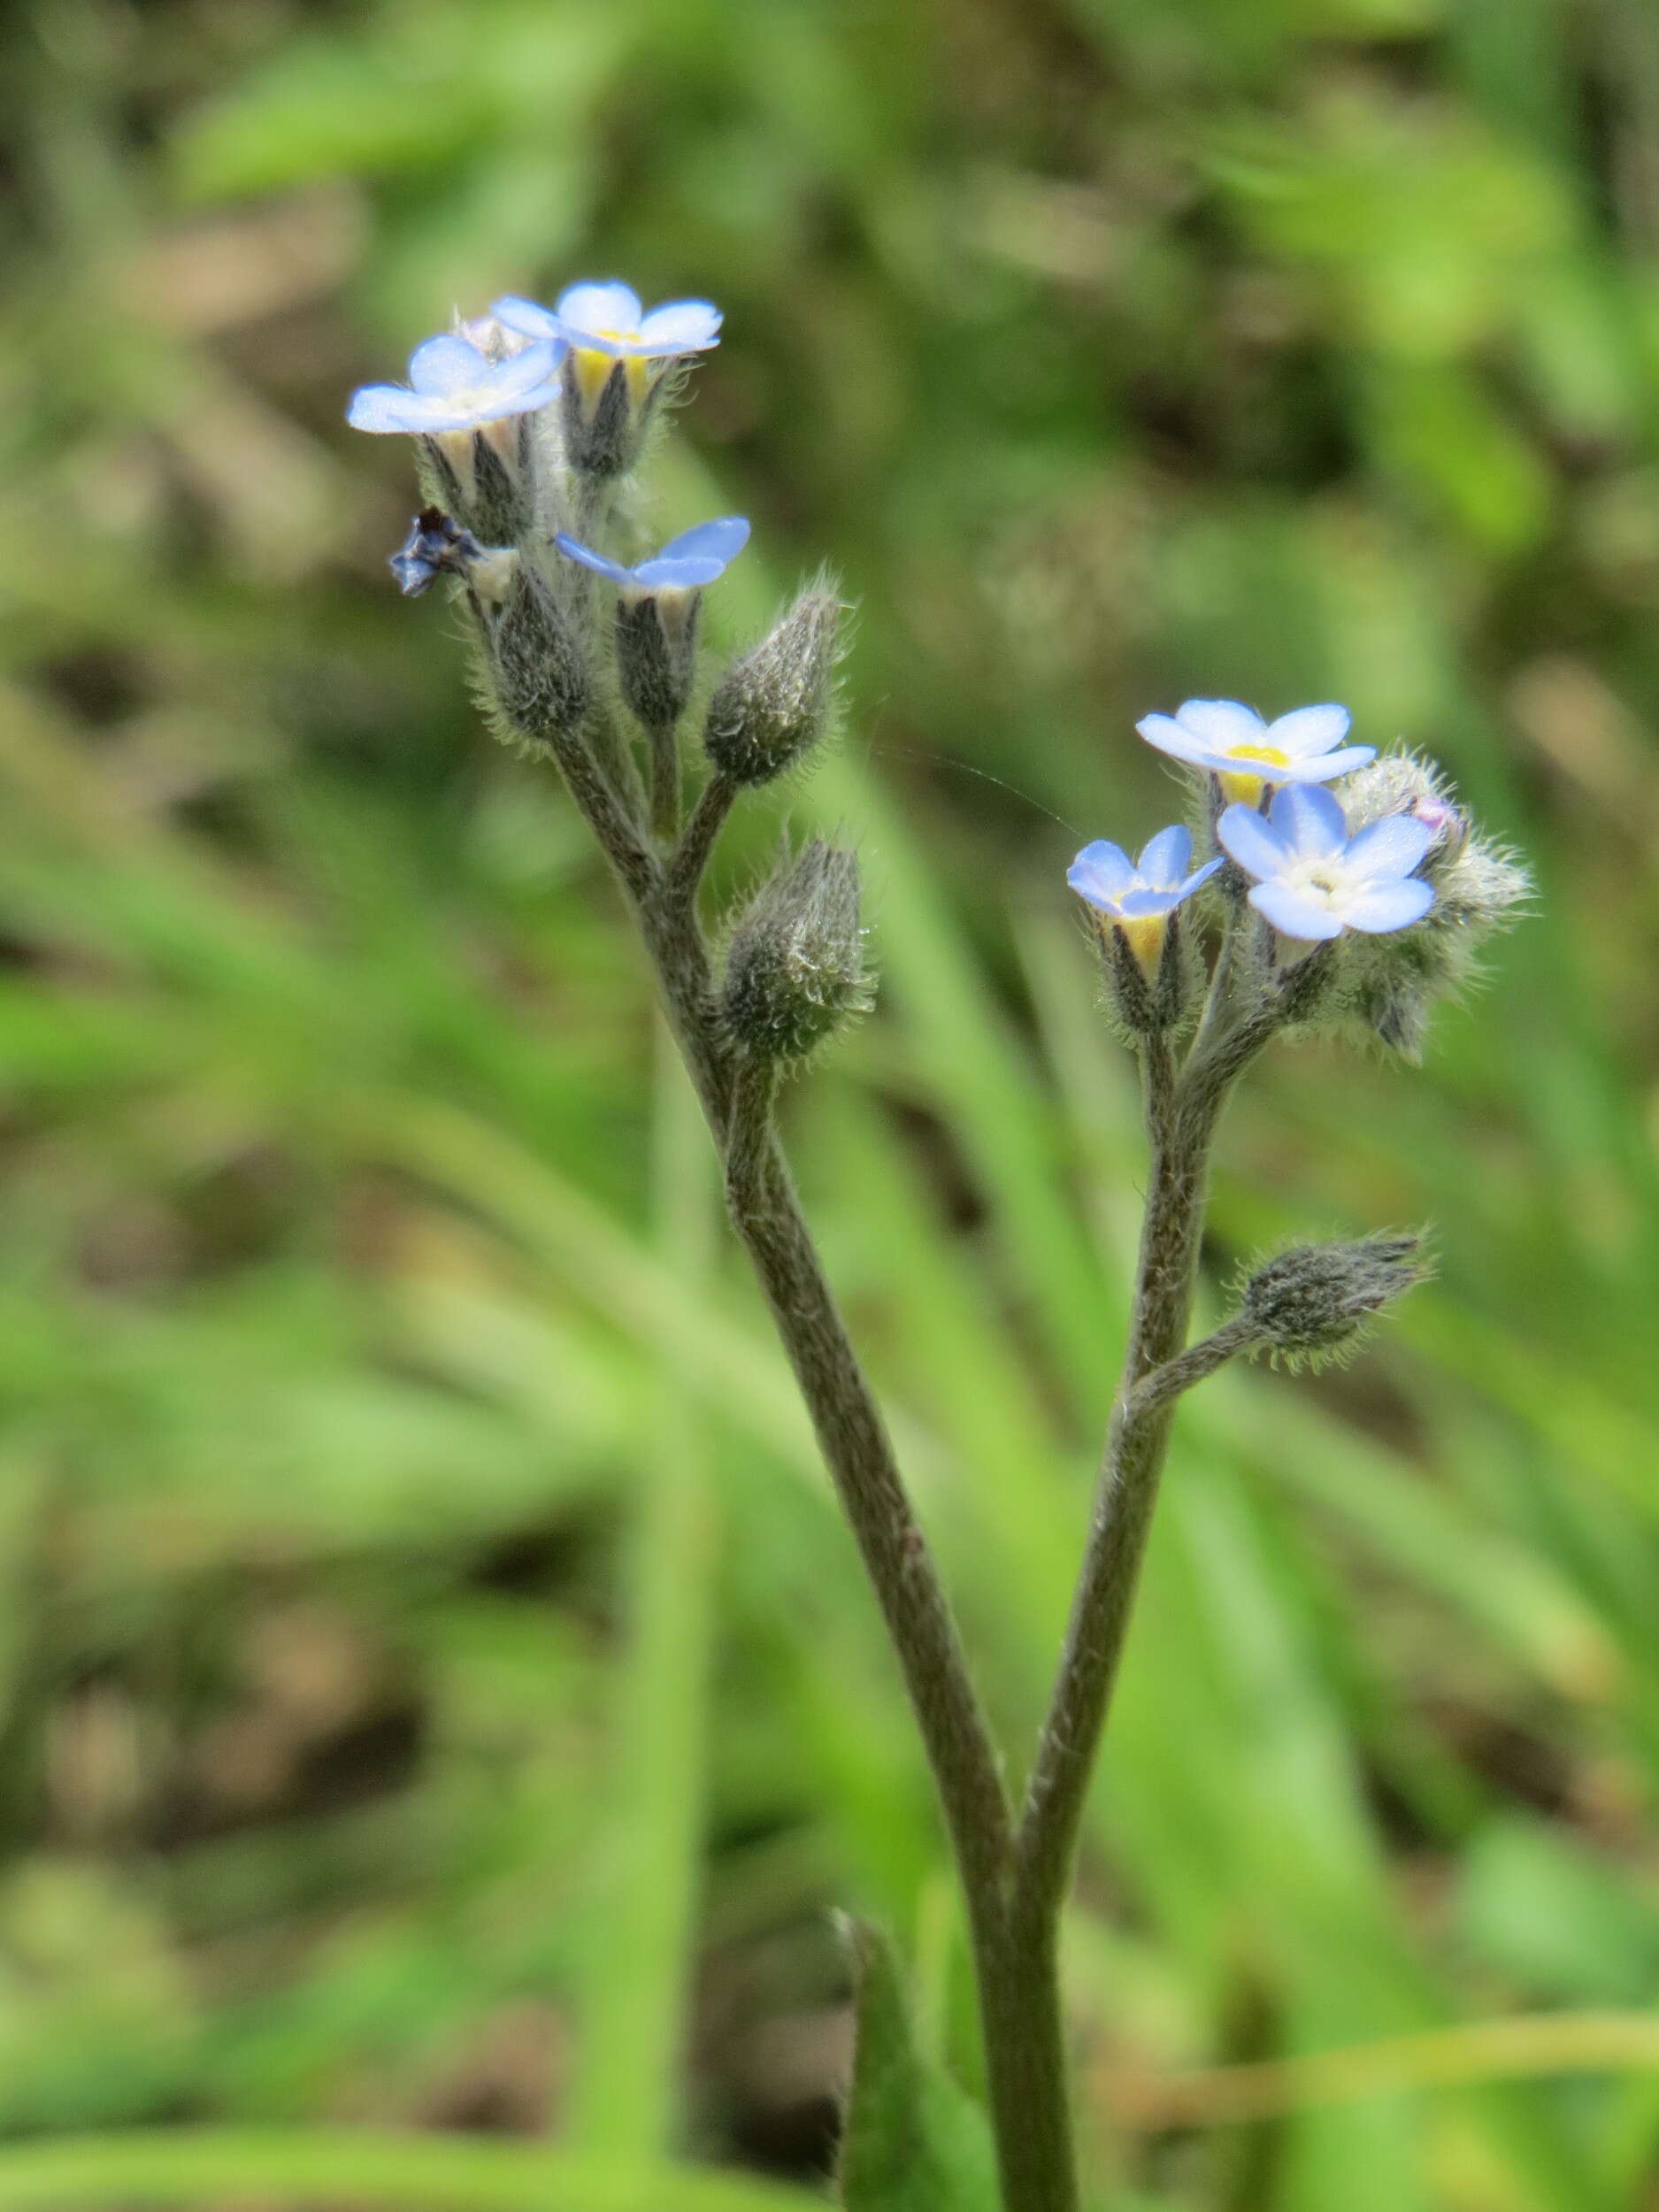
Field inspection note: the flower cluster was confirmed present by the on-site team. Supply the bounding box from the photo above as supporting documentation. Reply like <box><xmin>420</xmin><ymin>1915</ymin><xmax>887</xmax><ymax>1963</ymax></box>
<box><xmin>1070</xmin><ymin>695</ymin><xmax>1527</xmax><ymax>1052</ymax></box>
<box><xmin>349</xmin><ymin>277</ymin><xmax>850</xmax><ymax>1039</ymax></box>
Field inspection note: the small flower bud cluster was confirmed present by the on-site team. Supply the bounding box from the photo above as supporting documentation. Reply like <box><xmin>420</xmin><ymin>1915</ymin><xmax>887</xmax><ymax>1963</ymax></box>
<box><xmin>722</xmin><ymin>842</ymin><xmax>870</xmax><ymax>1063</ymax></box>
<box><xmin>1331</xmin><ymin>752</ymin><xmax>1530</xmax><ymax>1059</ymax></box>
<box><xmin>1240</xmin><ymin>1232</ymin><xmax>1427</xmax><ymax>1370</ymax></box>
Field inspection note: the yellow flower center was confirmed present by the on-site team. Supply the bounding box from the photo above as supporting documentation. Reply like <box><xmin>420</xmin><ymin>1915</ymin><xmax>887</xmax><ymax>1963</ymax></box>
<box><xmin>1117</xmin><ymin>913</ymin><xmax>1168</xmax><ymax>976</ymax></box>
<box><xmin>1228</xmin><ymin>743</ymin><xmax>1290</xmax><ymax>767</ymax></box>
<box><xmin>571</xmin><ymin>344</ymin><xmax>652</xmax><ymax>415</ymax></box>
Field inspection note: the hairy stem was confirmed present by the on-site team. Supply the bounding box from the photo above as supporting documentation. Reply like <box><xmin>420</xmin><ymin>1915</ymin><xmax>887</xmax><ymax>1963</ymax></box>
<box><xmin>1013</xmin><ymin>1033</ymin><xmax>1216</xmax><ymax>1933</ymax></box>
<box><xmin>647</xmin><ymin>722</ymin><xmax>681</xmax><ymax>845</ymax></box>
<box><xmin>667</xmin><ymin>773</ymin><xmax>738</xmax><ymax>907</ymax></box>
<box><xmin>720</xmin><ymin>1054</ymin><xmax>1012</xmax><ymax>1914</ymax></box>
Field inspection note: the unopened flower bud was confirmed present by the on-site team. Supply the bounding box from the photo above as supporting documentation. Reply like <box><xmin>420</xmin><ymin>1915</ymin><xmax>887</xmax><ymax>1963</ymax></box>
<box><xmin>704</xmin><ymin>589</ymin><xmax>841</xmax><ymax>786</ymax></box>
<box><xmin>1241</xmin><ymin>1233</ymin><xmax>1426</xmax><ymax>1368</ymax></box>
<box><xmin>723</xmin><ymin>841</ymin><xmax>871</xmax><ymax>1062</ymax></box>
<box><xmin>1333</xmin><ymin>751</ymin><xmax>1530</xmax><ymax>1058</ymax></box>
<box><xmin>478</xmin><ymin>561</ymin><xmax>590</xmax><ymax>754</ymax></box>
<box><xmin>617</xmin><ymin>588</ymin><xmax>700</xmax><ymax>729</ymax></box>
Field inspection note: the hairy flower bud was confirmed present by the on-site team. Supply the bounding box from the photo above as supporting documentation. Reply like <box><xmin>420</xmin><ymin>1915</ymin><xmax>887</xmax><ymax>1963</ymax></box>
<box><xmin>617</xmin><ymin>589</ymin><xmax>700</xmax><ymax>729</ymax></box>
<box><xmin>478</xmin><ymin>561</ymin><xmax>590</xmax><ymax>755</ymax></box>
<box><xmin>722</xmin><ymin>841</ymin><xmax>871</xmax><ymax>1062</ymax></box>
<box><xmin>1334</xmin><ymin>752</ymin><xmax>1531</xmax><ymax>1059</ymax></box>
<box><xmin>1096</xmin><ymin>907</ymin><xmax>1202</xmax><ymax>1038</ymax></box>
<box><xmin>704</xmin><ymin>588</ymin><xmax>841</xmax><ymax>786</ymax></box>
<box><xmin>1241</xmin><ymin>1233</ymin><xmax>1426</xmax><ymax>1369</ymax></box>
<box><xmin>417</xmin><ymin>419</ymin><xmax>532</xmax><ymax>547</ymax></box>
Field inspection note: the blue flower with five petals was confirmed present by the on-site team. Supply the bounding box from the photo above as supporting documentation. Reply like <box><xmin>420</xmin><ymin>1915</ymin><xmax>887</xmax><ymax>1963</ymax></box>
<box><xmin>1217</xmin><ymin>784</ymin><xmax>1435</xmax><ymax>942</ymax></box>
<box><xmin>347</xmin><ymin>331</ymin><xmax>565</xmax><ymax>436</ymax></box>
<box><xmin>1068</xmin><ymin>825</ymin><xmax>1222</xmax><ymax>970</ymax></box>
<box><xmin>1137</xmin><ymin>699</ymin><xmax>1374</xmax><ymax>800</ymax></box>
<box><xmin>492</xmin><ymin>281</ymin><xmax>722</xmax><ymax>361</ymax></box>
<box><xmin>555</xmin><ymin>518</ymin><xmax>750</xmax><ymax>595</ymax></box>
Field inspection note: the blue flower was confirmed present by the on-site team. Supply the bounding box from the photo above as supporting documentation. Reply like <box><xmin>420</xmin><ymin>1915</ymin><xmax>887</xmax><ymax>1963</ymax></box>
<box><xmin>1067</xmin><ymin>825</ymin><xmax>1221</xmax><ymax>970</ymax></box>
<box><xmin>347</xmin><ymin>331</ymin><xmax>565</xmax><ymax>436</ymax></box>
<box><xmin>492</xmin><ymin>281</ymin><xmax>722</xmax><ymax>362</ymax></box>
<box><xmin>1136</xmin><ymin>699</ymin><xmax>1374</xmax><ymax>800</ymax></box>
<box><xmin>555</xmin><ymin>517</ymin><xmax>751</xmax><ymax>594</ymax></box>
<box><xmin>1217</xmin><ymin>784</ymin><xmax>1436</xmax><ymax>941</ymax></box>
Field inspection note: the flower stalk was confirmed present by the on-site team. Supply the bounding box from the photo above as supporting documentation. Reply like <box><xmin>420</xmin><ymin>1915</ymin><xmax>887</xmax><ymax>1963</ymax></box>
<box><xmin>349</xmin><ymin>278</ymin><xmax>1524</xmax><ymax>2211</ymax></box>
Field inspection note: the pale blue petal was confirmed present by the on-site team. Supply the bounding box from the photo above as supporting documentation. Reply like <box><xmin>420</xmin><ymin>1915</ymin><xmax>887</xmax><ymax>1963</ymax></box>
<box><xmin>491</xmin><ymin>295</ymin><xmax>563</xmax><ymax>342</ymax></box>
<box><xmin>1249</xmin><ymin>881</ymin><xmax>1343</xmax><ymax>941</ymax></box>
<box><xmin>1274</xmin><ymin>744</ymin><xmax>1377</xmax><ymax>783</ymax></box>
<box><xmin>347</xmin><ymin>383</ymin><xmax>468</xmax><ymax>434</ymax></box>
<box><xmin>1344</xmin><ymin>812</ymin><xmax>1434</xmax><ymax>883</ymax></box>
<box><xmin>637</xmin><ymin>300</ymin><xmax>723</xmax><ymax>352</ymax></box>
<box><xmin>657</xmin><ymin>516</ymin><xmax>749</xmax><ymax>567</ymax></box>
<box><xmin>488</xmin><ymin>338</ymin><xmax>564</xmax><ymax>397</ymax></box>
<box><xmin>632</xmin><ymin>555</ymin><xmax>725</xmax><ymax>589</ymax></box>
<box><xmin>1216</xmin><ymin>803</ymin><xmax>1290</xmax><ymax>880</ymax></box>
<box><xmin>1343</xmin><ymin>879</ymin><xmax>1436</xmax><ymax>933</ymax></box>
<box><xmin>1179</xmin><ymin>857</ymin><xmax>1225</xmax><ymax>896</ymax></box>
<box><xmin>1173</xmin><ymin>699</ymin><xmax>1267</xmax><ymax>751</ymax></box>
<box><xmin>1136</xmin><ymin>823</ymin><xmax>1193</xmax><ymax>887</ymax></box>
<box><xmin>1136</xmin><ymin>713</ymin><xmax>1225</xmax><ymax>768</ymax></box>
<box><xmin>1067</xmin><ymin>841</ymin><xmax>1137</xmax><ymax>904</ymax></box>
<box><xmin>555</xmin><ymin>533</ymin><xmax>633</xmax><ymax>586</ymax></box>
<box><xmin>1118</xmin><ymin>887</ymin><xmax>1182</xmax><ymax>918</ymax></box>
<box><xmin>408</xmin><ymin>334</ymin><xmax>487</xmax><ymax>396</ymax></box>
<box><xmin>557</xmin><ymin>280</ymin><xmax>644</xmax><ymax>337</ymax></box>
<box><xmin>1267</xmin><ymin>702</ymin><xmax>1350</xmax><ymax>758</ymax></box>
<box><xmin>1268</xmin><ymin>781</ymin><xmax>1347</xmax><ymax>857</ymax></box>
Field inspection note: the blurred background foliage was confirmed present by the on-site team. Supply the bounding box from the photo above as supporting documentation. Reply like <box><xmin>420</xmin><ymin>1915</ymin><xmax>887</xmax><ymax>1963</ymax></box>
<box><xmin>4</xmin><ymin>0</ymin><xmax>1659</xmax><ymax>2205</ymax></box>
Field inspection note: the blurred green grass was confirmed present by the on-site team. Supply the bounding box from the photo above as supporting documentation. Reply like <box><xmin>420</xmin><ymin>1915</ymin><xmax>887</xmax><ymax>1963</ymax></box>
<box><xmin>4</xmin><ymin>0</ymin><xmax>1659</xmax><ymax>2204</ymax></box>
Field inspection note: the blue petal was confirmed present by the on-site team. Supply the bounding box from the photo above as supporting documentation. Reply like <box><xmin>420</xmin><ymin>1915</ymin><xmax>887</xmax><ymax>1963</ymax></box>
<box><xmin>632</xmin><ymin>555</ymin><xmax>729</xmax><ymax>590</ymax></box>
<box><xmin>347</xmin><ymin>383</ymin><xmax>470</xmax><ymax>434</ymax></box>
<box><xmin>636</xmin><ymin>299</ymin><xmax>723</xmax><ymax>353</ymax></box>
<box><xmin>555</xmin><ymin>533</ymin><xmax>633</xmax><ymax>586</ymax></box>
<box><xmin>656</xmin><ymin>516</ymin><xmax>750</xmax><ymax>567</ymax></box>
<box><xmin>1275</xmin><ymin>744</ymin><xmax>1377</xmax><ymax>783</ymax></box>
<box><xmin>1179</xmin><ymin>857</ymin><xmax>1225</xmax><ymax>896</ymax></box>
<box><xmin>1135</xmin><ymin>823</ymin><xmax>1193</xmax><ymax>887</ymax></box>
<box><xmin>1266</xmin><ymin>702</ymin><xmax>1350</xmax><ymax>758</ymax></box>
<box><xmin>1173</xmin><ymin>699</ymin><xmax>1267</xmax><ymax>750</ymax></box>
<box><xmin>1248</xmin><ymin>880</ymin><xmax>1343</xmax><ymax>941</ymax></box>
<box><xmin>557</xmin><ymin>280</ymin><xmax>644</xmax><ymax>337</ymax></box>
<box><xmin>1268</xmin><ymin>781</ymin><xmax>1347</xmax><ymax>857</ymax></box>
<box><xmin>1135</xmin><ymin>713</ymin><xmax>1225</xmax><ymax>769</ymax></box>
<box><xmin>1344</xmin><ymin>812</ymin><xmax>1434</xmax><ymax>883</ymax></box>
<box><xmin>1216</xmin><ymin>803</ymin><xmax>1289</xmax><ymax>880</ymax></box>
<box><xmin>1067</xmin><ymin>841</ymin><xmax>1137</xmax><ymax>904</ymax></box>
<box><xmin>407</xmin><ymin>334</ymin><xmax>488</xmax><ymax>396</ymax></box>
<box><xmin>1118</xmin><ymin>887</ymin><xmax>1182</xmax><ymax>918</ymax></box>
<box><xmin>490</xmin><ymin>295</ymin><xmax>563</xmax><ymax>342</ymax></box>
<box><xmin>487</xmin><ymin>338</ymin><xmax>565</xmax><ymax>398</ymax></box>
<box><xmin>1343</xmin><ymin>879</ymin><xmax>1436</xmax><ymax>933</ymax></box>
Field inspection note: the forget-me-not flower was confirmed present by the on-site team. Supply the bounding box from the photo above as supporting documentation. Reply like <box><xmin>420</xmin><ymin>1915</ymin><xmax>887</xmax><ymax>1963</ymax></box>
<box><xmin>494</xmin><ymin>281</ymin><xmax>721</xmax><ymax>425</ymax></box>
<box><xmin>347</xmin><ymin>331</ymin><xmax>565</xmax><ymax>438</ymax></box>
<box><xmin>494</xmin><ymin>281</ymin><xmax>722</xmax><ymax>362</ymax></box>
<box><xmin>1068</xmin><ymin>825</ymin><xmax>1222</xmax><ymax>971</ymax></box>
<box><xmin>1217</xmin><ymin>784</ymin><xmax>1435</xmax><ymax>941</ymax></box>
<box><xmin>1137</xmin><ymin>699</ymin><xmax>1374</xmax><ymax>802</ymax></box>
<box><xmin>556</xmin><ymin>517</ymin><xmax>750</xmax><ymax>595</ymax></box>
